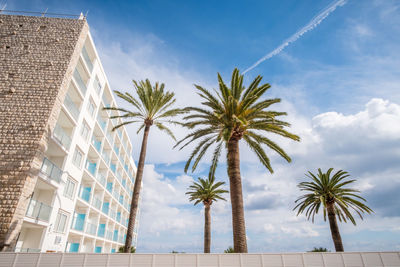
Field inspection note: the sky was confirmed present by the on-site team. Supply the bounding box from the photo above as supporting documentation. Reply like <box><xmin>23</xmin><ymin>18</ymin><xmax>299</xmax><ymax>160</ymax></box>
<box><xmin>5</xmin><ymin>0</ymin><xmax>400</xmax><ymax>253</ymax></box>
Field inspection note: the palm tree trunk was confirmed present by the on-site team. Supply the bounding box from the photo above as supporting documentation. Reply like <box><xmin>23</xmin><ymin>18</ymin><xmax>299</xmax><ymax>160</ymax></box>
<box><xmin>327</xmin><ymin>202</ymin><xmax>344</xmax><ymax>252</ymax></box>
<box><xmin>204</xmin><ymin>204</ymin><xmax>211</xmax><ymax>253</ymax></box>
<box><xmin>124</xmin><ymin>124</ymin><xmax>151</xmax><ymax>252</ymax></box>
<box><xmin>227</xmin><ymin>137</ymin><xmax>248</xmax><ymax>253</ymax></box>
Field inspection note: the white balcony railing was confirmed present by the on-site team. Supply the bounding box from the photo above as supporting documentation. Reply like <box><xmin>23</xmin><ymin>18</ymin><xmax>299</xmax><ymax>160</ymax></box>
<box><xmin>40</xmin><ymin>158</ymin><xmax>62</xmax><ymax>183</ymax></box>
<box><xmin>53</xmin><ymin>124</ymin><xmax>72</xmax><ymax>150</ymax></box>
<box><xmin>25</xmin><ymin>198</ymin><xmax>52</xmax><ymax>222</ymax></box>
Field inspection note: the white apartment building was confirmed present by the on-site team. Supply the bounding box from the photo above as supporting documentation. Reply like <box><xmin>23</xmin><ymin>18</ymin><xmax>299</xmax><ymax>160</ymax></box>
<box><xmin>13</xmin><ymin>22</ymin><xmax>140</xmax><ymax>253</ymax></box>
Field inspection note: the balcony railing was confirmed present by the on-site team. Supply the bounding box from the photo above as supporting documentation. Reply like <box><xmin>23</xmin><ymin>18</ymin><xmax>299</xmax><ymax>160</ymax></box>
<box><xmin>73</xmin><ymin>69</ymin><xmax>87</xmax><ymax>95</ymax></box>
<box><xmin>106</xmin><ymin>182</ymin><xmax>113</xmax><ymax>193</ymax></box>
<box><xmin>102</xmin><ymin>203</ymin><xmax>109</xmax><ymax>215</ymax></box>
<box><xmin>106</xmin><ymin>230</ymin><xmax>113</xmax><ymax>240</ymax></box>
<box><xmin>102</xmin><ymin>150</ymin><xmax>110</xmax><ymax>165</ymax></box>
<box><xmin>109</xmin><ymin>209</ymin><xmax>116</xmax><ymax>220</ymax></box>
<box><xmin>92</xmin><ymin>137</ymin><xmax>102</xmax><ymax>153</ymax></box>
<box><xmin>63</xmin><ymin>93</ymin><xmax>80</xmax><ymax>121</ymax></box>
<box><xmin>53</xmin><ymin>124</ymin><xmax>71</xmax><ymax>150</ymax></box>
<box><xmin>97</xmin><ymin>224</ymin><xmax>106</xmax><ymax>238</ymax></box>
<box><xmin>97</xmin><ymin>115</ymin><xmax>107</xmax><ymax>132</ymax></box>
<box><xmin>114</xmin><ymin>145</ymin><xmax>120</xmax><ymax>156</ymax></box>
<box><xmin>110</xmin><ymin>163</ymin><xmax>116</xmax><ymax>174</ymax></box>
<box><xmin>15</xmin><ymin>248</ymin><xmax>41</xmax><ymax>253</ymax></box>
<box><xmin>106</xmin><ymin>132</ymin><xmax>113</xmax><ymax>145</ymax></box>
<box><xmin>79</xmin><ymin>186</ymin><xmax>91</xmax><ymax>203</ymax></box>
<box><xmin>40</xmin><ymin>157</ymin><xmax>62</xmax><ymax>183</ymax></box>
<box><xmin>112</xmin><ymin>190</ymin><xmax>119</xmax><ymax>200</ymax></box>
<box><xmin>81</xmin><ymin>46</ymin><xmax>93</xmax><ymax>73</ymax></box>
<box><xmin>25</xmin><ymin>198</ymin><xmax>52</xmax><ymax>222</ymax></box>
<box><xmin>92</xmin><ymin>196</ymin><xmax>102</xmax><ymax>210</ymax></box>
<box><xmin>96</xmin><ymin>173</ymin><xmax>106</xmax><ymax>186</ymax></box>
<box><xmin>71</xmin><ymin>214</ymin><xmax>85</xmax><ymax>231</ymax></box>
<box><xmin>86</xmin><ymin>160</ymin><xmax>97</xmax><ymax>176</ymax></box>
<box><xmin>85</xmin><ymin>222</ymin><xmax>97</xmax><ymax>236</ymax></box>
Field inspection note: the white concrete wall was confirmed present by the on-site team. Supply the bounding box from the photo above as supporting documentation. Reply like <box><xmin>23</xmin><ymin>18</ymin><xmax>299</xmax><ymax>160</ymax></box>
<box><xmin>0</xmin><ymin>252</ymin><xmax>399</xmax><ymax>267</ymax></box>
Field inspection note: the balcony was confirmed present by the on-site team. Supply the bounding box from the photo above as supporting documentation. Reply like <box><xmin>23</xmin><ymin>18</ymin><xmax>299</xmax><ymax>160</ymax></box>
<box><xmin>63</xmin><ymin>93</ymin><xmax>80</xmax><ymax>121</ymax></box>
<box><xmin>81</xmin><ymin>46</ymin><xmax>93</xmax><ymax>73</ymax></box>
<box><xmin>102</xmin><ymin>202</ymin><xmax>109</xmax><ymax>215</ymax></box>
<box><xmin>25</xmin><ymin>198</ymin><xmax>52</xmax><ymax>222</ymax></box>
<box><xmin>113</xmin><ymin>145</ymin><xmax>120</xmax><ymax>156</ymax></box>
<box><xmin>79</xmin><ymin>186</ymin><xmax>91</xmax><ymax>203</ymax></box>
<box><xmin>96</xmin><ymin>173</ymin><xmax>106</xmax><ymax>186</ymax></box>
<box><xmin>97</xmin><ymin>115</ymin><xmax>107</xmax><ymax>132</ymax></box>
<box><xmin>97</xmin><ymin>224</ymin><xmax>106</xmax><ymax>238</ymax></box>
<box><xmin>106</xmin><ymin>230</ymin><xmax>113</xmax><ymax>241</ymax></box>
<box><xmin>92</xmin><ymin>195</ymin><xmax>102</xmax><ymax>210</ymax></box>
<box><xmin>71</xmin><ymin>213</ymin><xmax>86</xmax><ymax>231</ymax></box>
<box><xmin>106</xmin><ymin>182</ymin><xmax>113</xmax><ymax>194</ymax></box>
<box><xmin>85</xmin><ymin>222</ymin><xmax>97</xmax><ymax>236</ymax></box>
<box><xmin>53</xmin><ymin>124</ymin><xmax>71</xmax><ymax>150</ymax></box>
<box><xmin>112</xmin><ymin>190</ymin><xmax>119</xmax><ymax>200</ymax></box>
<box><xmin>40</xmin><ymin>158</ymin><xmax>62</xmax><ymax>183</ymax></box>
<box><xmin>118</xmin><ymin>235</ymin><xmax>125</xmax><ymax>244</ymax></box>
<box><xmin>113</xmin><ymin>231</ymin><xmax>118</xmax><ymax>242</ymax></box>
<box><xmin>109</xmin><ymin>209</ymin><xmax>116</xmax><ymax>221</ymax></box>
<box><xmin>86</xmin><ymin>160</ymin><xmax>97</xmax><ymax>176</ymax></box>
<box><xmin>92</xmin><ymin>137</ymin><xmax>102</xmax><ymax>153</ymax></box>
<box><xmin>110</xmin><ymin>163</ymin><xmax>116</xmax><ymax>174</ymax></box>
<box><xmin>102</xmin><ymin>150</ymin><xmax>110</xmax><ymax>165</ymax></box>
<box><xmin>106</xmin><ymin>132</ymin><xmax>113</xmax><ymax>145</ymax></box>
<box><xmin>73</xmin><ymin>69</ymin><xmax>87</xmax><ymax>95</ymax></box>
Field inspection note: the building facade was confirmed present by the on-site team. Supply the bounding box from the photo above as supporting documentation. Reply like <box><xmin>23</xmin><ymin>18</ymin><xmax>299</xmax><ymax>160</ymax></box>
<box><xmin>0</xmin><ymin>14</ymin><xmax>139</xmax><ymax>253</ymax></box>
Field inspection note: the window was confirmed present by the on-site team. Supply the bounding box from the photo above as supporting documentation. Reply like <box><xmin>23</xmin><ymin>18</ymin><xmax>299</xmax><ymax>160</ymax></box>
<box><xmin>87</xmin><ymin>98</ymin><xmax>96</xmax><ymax>118</ymax></box>
<box><xmin>72</xmin><ymin>147</ymin><xmax>83</xmax><ymax>168</ymax></box>
<box><xmin>54</xmin><ymin>211</ymin><xmax>68</xmax><ymax>233</ymax></box>
<box><xmin>64</xmin><ymin>177</ymin><xmax>76</xmax><ymax>199</ymax></box>
<box><xmin>94</xmin><ymin>76</ymin><xmax>102</xmax><ymax>95</ymax></box>
<box><xmin>80</xmin><ymin>120</ymin><xmax>90</xmax><ymax>141</ymax></box>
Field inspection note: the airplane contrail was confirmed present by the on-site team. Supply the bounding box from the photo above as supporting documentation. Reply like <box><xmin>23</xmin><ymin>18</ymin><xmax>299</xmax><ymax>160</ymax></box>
<box><xmin>243</xmin><ymin>0</ymin><xmax>347</xmax><ymax>74</ymax></box>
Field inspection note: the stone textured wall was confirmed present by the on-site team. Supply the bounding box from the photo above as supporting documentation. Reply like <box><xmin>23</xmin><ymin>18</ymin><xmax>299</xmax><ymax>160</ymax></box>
<box><xmin>0</xmin><ymin>14</ymin><xmax>89</xmax><ymax>251</ymax></box>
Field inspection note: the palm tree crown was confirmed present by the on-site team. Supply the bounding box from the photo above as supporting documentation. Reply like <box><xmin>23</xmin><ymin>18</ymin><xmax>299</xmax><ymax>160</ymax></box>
<box><xmin>177</xmin><ymin>68</ymin><xmax>300</xmax><ymax>177</ymax></box>
<box><xmin>294</xmin><ymin>168</ymin><xmax>373</xmax><ymax>225</ymax></box>
<box><xmin>105</xmin><ymin>79</ymin><xmax>184</xmax><ymax>137</ymax></box>
<box><xmin>186</xmin><ymin>176</ymin><xmax>228</xmax><ymax>206</ymax></box>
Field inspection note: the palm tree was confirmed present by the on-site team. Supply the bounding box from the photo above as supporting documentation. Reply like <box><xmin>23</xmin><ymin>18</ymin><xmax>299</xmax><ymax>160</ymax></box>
<box><xmin>224</xmin><ymin>246</ymin><xmax>235</xmax><ymax>253</ymax></box>
<box><xmin>186</xmin><ymin>176</ymin><xmax>228</xmax><ymax>253</ymax></box>
<box><xmin>104</xmin><ymin>79</ymin><xmax>185</xmax><ymax>252</ymax></box>
<box><xmin>294</xmin><ymin>168</ymin><xmax>373</xmax><ymax>252</ymax></box>
<box><xmin>176</xmin><ymin>68</ymin><xmax>300</xmax><ymax>252</ymax></box>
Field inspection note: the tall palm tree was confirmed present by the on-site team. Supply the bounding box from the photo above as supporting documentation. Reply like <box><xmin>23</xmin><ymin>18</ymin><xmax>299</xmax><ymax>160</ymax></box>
<box><xmin>176</xmin><ymin>68</ymin><xmax>300</xmax><ymax>252</ymax></box>
<box><xmin>186</xmin><ymin>176</ymin><xmax>228</xmax><ymax>253</ymax></box>
<box><xmin>294</xmin><ymin>168</ymin><xmax>373</xmax><ymax>252</ymax></box>
<box><xmin>105</xmin><ymin>79</ymin><xmax>185</xmax><ymax>252</ymax></box>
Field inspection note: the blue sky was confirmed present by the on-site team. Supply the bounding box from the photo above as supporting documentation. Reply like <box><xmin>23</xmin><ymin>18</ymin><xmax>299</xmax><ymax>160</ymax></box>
<box><xmin>6</xmin><ymin>0</ymin><xmax>400</xmax><ymax>253</ymax></box>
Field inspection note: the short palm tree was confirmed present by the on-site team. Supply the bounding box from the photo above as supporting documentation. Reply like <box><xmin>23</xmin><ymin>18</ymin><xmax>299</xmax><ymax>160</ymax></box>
<box><xmin>294</xmin><ymin>168</ymin><xmax>373</xmax><ymax>252</ymax></box>
<box><xmin>177</xmin><ymin>68</ymin><xmax>300</xmax><ymax>252</ymax></box>
<box><xmin>105</xmin><ymin>79</ymin><xmax>185</xmax><ymax>252</ymax></box>
<box><xmin>186</xmin><ymin>176</ymin><xmax>228</xmax><ymax>253</ymax></box>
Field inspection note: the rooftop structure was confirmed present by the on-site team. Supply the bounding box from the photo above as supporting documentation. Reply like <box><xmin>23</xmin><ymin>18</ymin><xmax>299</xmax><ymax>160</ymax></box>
<box><xmin>0</xmin><ymin>14</ymin><xmax>140</xmax><ymax>253</ymax></box>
